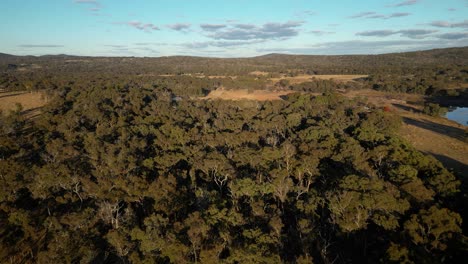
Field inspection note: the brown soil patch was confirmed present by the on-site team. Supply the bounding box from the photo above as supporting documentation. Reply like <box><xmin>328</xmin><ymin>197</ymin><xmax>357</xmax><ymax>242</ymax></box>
<box><xmin>309</xmin><ymin>74</ymin><xmax>368</xmax><ymax>81</ymax></box>
<box><xmin>206</xmin><ymin>75</ymin><xmax>237</xmax><ymax>79</ymax></box>
<box><xmin>249</xmin><ymin>71</ymin><xmax>270</xmax><ymax>76</ymax></box>
<box><xmin>447</xmin><ymin>82</ymin><xmax>468</xmax><ymax>89</ymax></box>
<box><xmin>270</xmin><ymin>74</ymin><xmax>368</xmax><ymax>85</ymax></box>
<box><xmin>0</xmin><ymin>91</ymin><xmax>48</xmax><ymax>118</ymax></box>
<box><xmin>156</xmin><ymin>73</ymin><xmax>236</xmax><ymax>79</ymax></box>
<box><xmin>200</xmin><ymin>89</ymin><xmax>295</xmax><ymax>101</ymax></box>
<box><xmin>157</xmin><ymin>74</ymin><xmax>175</xmax><ymax>77</ymax></box>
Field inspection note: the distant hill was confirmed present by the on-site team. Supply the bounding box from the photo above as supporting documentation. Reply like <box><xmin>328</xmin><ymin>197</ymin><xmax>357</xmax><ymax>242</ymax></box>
<box><xmin>0</xmin><ymin>53</ymin><xmax>15</xmax><ymax>59</ymax></box>
<box><xmin>0</xmin><ymin>46</ymin><xmax>467</xmax><ymax>75</ymax></box>
<box><xmin>252</xmin><ymin>47</ymin><xmax>468</xmax><ymax>68</ymax></box>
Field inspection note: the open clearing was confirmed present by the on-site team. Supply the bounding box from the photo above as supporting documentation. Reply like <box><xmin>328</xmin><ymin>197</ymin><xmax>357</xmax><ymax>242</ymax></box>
<box><xmin>249</xmin><ymin>71</ymin><xmax>270</xmax><ymax>76</ymax></box>
<box><xmin>200</xmin><ymin>88</ymin><xmax>295</xmax><ymax>101</ymax></box>
<box><xmin>0</xmin><ymin>91</ymin><xmax>47</xmax><ymax>118</ymax></box>
<box><xmin>157</xmin><ymin>73</ymin><xmax>237</xmax><ymax>79</ymax></box>
<box><xmin>155</xmin><ymin>72</ymin><xmax>368</xmax><ymax>84</ymax></box>
<box><xmin>341</xmin><ymin>89</ymin><xmax>467</xmax><ymax>176</ymax></box>
<box><xmin>270</xmin><ymin>74</ymin><xmax>368</xmax><ymax>84</ymax></box>
<box><xmin>399</xmin><ymin>114</ymin><xmax>467</xmax><ymax>175</ymax></box>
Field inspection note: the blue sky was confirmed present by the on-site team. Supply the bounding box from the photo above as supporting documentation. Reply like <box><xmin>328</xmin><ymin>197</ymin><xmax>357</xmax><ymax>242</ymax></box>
<box><xmin>1</xmin><ymin>0</ymin><xmax>467</xmax><ymax>57</ymax></box>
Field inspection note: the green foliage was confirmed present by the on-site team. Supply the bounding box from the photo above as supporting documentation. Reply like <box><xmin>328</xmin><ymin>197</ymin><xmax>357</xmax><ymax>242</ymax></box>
<box><xmin>0</xmin><ymin>73</ymin><xmax>464</xmax><ymax>263</ymax></box>
<box><xmin>423</xmin><ymin>103</ymin><xmax>448</xmax><ymax>117</ymax></box>
<box><xmin>386</xmin><ymin>243</ymin><xmax>413</xmax><ymax>263</ymax></box>
<box><xmin>404</xmin><ymin>206</ymin><xmax>462</xmax><ymax>251</ymax></box>
<box><xmin>327</xmin><ymin>175</ymin><xmax>410</xmax><ymax>231</ymax></box>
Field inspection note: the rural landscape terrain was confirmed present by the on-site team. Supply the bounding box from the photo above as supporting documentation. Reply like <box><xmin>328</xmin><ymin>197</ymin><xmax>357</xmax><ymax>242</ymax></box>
<box><xmin>0</xmin><ymin>47</ymin><xmax>467</xmax><ymax>263</ymax></box>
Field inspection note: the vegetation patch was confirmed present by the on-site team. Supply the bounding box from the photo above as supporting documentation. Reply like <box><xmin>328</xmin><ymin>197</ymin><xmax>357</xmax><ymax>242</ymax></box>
<box><xmin>199</xmin><ymin>88</ymin><xmax>296</xmax><ymax>101</ymax></box>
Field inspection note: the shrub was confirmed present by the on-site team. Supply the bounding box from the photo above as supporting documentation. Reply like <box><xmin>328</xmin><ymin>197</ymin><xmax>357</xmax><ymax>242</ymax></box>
<box><xmin>423</xmin><ymin>103</ymin><xmax>447</xmax><ymax>117</ymax></box>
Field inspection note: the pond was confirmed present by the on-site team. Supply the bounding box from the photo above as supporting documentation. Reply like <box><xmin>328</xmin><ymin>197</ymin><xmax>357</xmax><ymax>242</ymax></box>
<box><xmin>445</xmin><ymin>107</ymin><xmax>468</xmax><ymax>126</ymax></box>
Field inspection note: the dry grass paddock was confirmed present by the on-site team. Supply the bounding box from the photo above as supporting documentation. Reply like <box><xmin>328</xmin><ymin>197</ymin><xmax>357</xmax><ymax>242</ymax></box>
<box><xmin>199</xmin><ymin>88</ymin><xmax>295</xmax><ymax>101</ymax></box>
<box><xmin>270</xmin><ymin>74</ymin><xmax>368</xmax><ymax>85</ymax></box>
<box><xmin>0</xmin><ymin>91</ymin><xmax>47</xmax><ymax>118</ymax></box>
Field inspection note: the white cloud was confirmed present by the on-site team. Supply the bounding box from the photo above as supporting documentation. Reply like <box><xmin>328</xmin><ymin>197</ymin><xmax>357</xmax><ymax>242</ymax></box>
<box><xmin>74</xmin><ymin>0</ymin><xmax>100</xmax><ymax>6</ymax></box>
<box><xmin>121</xmin><ymin>21</ymin><xmax>160</xmax><ymax>32</ymax></box>
<box><xmin>209</xmin><ymin>21</ymin><xmax>304</xmax><ymax>40</ymax></box>
<box><xmin>430</xmin><ymin>20</ymin><xmax>468</xmax><ymax>28</ymax></box>
<box><xmin>167</xmin><ymin>23</ymin><xmax>191</xmax><ymax>31</ymax></box>
<box><xmin>387</xmin><ymin>0</ymin><xmax>419</xmax><ymax>7</ymax></box>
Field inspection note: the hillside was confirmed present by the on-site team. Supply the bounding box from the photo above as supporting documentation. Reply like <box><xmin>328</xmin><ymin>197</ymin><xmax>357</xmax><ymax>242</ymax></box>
<box><xmin>1</xmin><ymin>46</ymin><xmax>467</xmax><ymax>75</ymax></box>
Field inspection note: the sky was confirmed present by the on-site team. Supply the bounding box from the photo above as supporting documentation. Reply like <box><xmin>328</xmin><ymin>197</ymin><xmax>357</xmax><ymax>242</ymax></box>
<box><xmin>0</xmin><ymin>0</ymin><xmax>467</xmax><ymax>57</ymax></box>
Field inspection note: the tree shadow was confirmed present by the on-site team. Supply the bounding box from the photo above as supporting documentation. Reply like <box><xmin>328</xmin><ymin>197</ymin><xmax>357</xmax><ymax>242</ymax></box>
<box><xmin>402</xmin><ymin>116</ymin><xmax>466</xmax><ymax>142</ymax></box>
<box><xmin>429</xmin><ymin>152</ymin><xmax>468</xmax><ymax>179</ymax></box>
<box><xmin>429</xmin><ymin>89</ymin><xmax>468</xmax><ymax>107</ymax></box>
<box><xmin>19</xmin><ymin>107</ymin><xmax>44</xmax><ymax>122</ymax></box>
<box><xmin>0</xmin><ymin>91</ymin><xmax>28</xmax><ymax>99</ymax></box>
<box><xmin>392</xmin><ymin>103</ymin><xmax>422</xmax><ymax>113</ymax></box>
<box><xmin>429</xmin><ymin>153</ymin><xmax>468</xmax><ymax>234</ymax></box>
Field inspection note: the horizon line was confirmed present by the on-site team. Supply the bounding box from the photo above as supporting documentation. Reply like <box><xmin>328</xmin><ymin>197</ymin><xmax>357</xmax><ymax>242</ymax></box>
<box><xmin>1</xmin><ymin>45</ymin><xmax>467</xmax><ymax>60</ymax></box>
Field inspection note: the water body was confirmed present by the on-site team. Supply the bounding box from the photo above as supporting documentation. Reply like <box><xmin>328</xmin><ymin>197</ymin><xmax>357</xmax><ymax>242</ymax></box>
<box><xmin>445</xmin><ymin>107</ymin><xmax>468</xmax><ymax>126</ymax></box>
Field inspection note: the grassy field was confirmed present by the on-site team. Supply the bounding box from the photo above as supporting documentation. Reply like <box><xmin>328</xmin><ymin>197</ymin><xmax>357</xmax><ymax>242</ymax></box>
<box><xmin>340</xmin><ymin>89</ymin><xmax>467</xmax><ymax>176</ymax></box>
<box><xmin>249</xmin><ymin>71</ymin><xmax>270</xmax><ymax>76</ymax></box>
<box><xmin>154</xmin><ymin>72</ymin><xmax>368</xmax><ymax>84</ymax></box>
<box><xmin>399</xmin><ymin>115</ymin><xmax>467</xmax><ymax>176</ymax></box>
<box><xmin>200</xmin><ymin>88</ymin><xmax>296</xmax><ymax>101</ymax></box>
<box><xmin>157</xmin><ymin>73</ymin><xmax>237</xmax><ymax>79</ymax></box>
<box><xmin>270</xmin><ymin>74</ymin><xmax>368</xmax><ymax>84</ymax></box>
<box><xmin>0</xmin><ymin>91</ymin><xmax>47</xmax><ymax>118</ymax></box>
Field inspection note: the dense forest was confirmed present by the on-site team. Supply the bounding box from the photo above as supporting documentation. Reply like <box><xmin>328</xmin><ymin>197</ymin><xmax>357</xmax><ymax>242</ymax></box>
<box><xmin>0</xmin><ymin>47</ymin><xmax>467</xmax><ymax>263</ymax></box>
